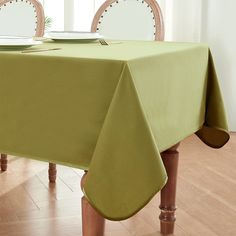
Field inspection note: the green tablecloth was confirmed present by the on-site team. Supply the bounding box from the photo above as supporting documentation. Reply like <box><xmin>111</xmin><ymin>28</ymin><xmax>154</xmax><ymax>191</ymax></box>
<box><xmin>0</xmin><ymin>40</ymin><xmax>229</xmax><ymax>220</ymax></box>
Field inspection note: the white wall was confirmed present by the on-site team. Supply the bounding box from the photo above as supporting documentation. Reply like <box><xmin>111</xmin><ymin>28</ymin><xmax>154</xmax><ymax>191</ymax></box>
<box><xmin>201</xmin><ymin>0</ymin><xmax>236</xmax><ymax>131</ymax></box>
<box><xmin>171</xmin><ymin>0</ymin><xmax>202</xmax><ymax>42</ymax></box>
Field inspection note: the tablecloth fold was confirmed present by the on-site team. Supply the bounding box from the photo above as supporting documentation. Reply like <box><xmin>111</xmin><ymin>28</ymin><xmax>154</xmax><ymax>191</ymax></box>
<box><xmin>196</xmin><ymin>51</ymin><xmax>229</xmax><ymax>148</ymax></box>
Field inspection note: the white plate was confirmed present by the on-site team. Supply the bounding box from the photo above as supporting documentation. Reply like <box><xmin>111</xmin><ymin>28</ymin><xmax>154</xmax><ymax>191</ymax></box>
<box><xmin>46</xmin><ymin>31</ymin><xmax>103</xmax><ymax>41</ymax></box>
<box><xmin>0</xmin><ymin>36</ymin><xmax>42</xmax><ymax>50</ymax></box>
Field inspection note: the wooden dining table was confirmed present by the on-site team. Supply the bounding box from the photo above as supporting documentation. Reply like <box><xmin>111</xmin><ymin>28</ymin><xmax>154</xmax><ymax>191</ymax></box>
<box><xmin>0</xmin><ymin>40</ymin><xmax>229</xmax><ymax>235</ymax></box>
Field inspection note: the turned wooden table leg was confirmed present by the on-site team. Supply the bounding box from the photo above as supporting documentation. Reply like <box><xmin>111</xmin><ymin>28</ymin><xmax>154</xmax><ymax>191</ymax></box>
<box><xmin>80</xmin><ymin>172</ymin><xmax>105</xmax><ymax>236</ymax></box>
<box><xmin>159</xmin><ymin>143</ymin><xmax>180</xmax><ymax>235</ymax></box>
<box><xmin>48</xmin><ymin>162</ymin><xmax>57</xmax><ymax>183</ymax></box>
<box><xmin>1</xmin><ymin>153</ymin><xmax>8</xmax><ymax>171</ymax></box>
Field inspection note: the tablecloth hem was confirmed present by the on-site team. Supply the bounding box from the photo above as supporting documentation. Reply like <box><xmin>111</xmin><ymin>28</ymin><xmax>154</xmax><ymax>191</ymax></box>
<box><xmin>195</xmin><ymin>125</ymin><xmax>229</xmax><ymax>149</ymax></box>
<box><xmin>0</xmin><ymin>149</ymin><xmax>89</xmax><ymax>171</ymax></box>
<box><xmin>83</xmin><ymin>175</ymin><xmax>168</xmax><ymax>221</ymax></box>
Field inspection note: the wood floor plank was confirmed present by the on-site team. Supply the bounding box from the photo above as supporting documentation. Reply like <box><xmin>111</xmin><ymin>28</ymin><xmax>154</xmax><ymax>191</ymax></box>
<box><xmin>176</xmin><ymin>208</ymin><xmax>218</xmax><ymax>236</ymax></box>
<box><xmin>0</xmin><ymin>217</ymin><xmax>82</xmax><ymax>236</ymax></box>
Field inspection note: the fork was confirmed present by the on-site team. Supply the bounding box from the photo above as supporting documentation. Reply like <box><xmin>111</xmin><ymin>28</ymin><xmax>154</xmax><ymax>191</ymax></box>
<box><xmin>99</xmin><ymin>39</ymin><xmax>109</xmax><ymax>46</ymax></box>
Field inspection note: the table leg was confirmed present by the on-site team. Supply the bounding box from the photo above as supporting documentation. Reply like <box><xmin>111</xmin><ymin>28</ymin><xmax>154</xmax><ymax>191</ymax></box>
<box><xmin>48</xmin><ymin>162</ymin><xmax>57</xmax><ymax>183</ymax></box>
<box><xmin>1</xmin><ymin>153</ymin><xmax>7</xmax><ymax>171</ymax></box>
<box><xmin>81</xmin><ymin>172</ymin><xmax>105</xmax><ymax>236</ymax></box>
<box><xmin>159</xmin><ymin>143</ymin><xmax>180</xmax><ymax>235</ymax></box>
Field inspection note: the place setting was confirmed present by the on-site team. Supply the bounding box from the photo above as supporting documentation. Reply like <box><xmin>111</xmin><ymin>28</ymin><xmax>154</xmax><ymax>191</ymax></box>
<box><xmin>0</xmin><ymin>35</ymin><xmax>42</xmax><ymax>50</ymax></box>
<box><xmin>45</xmin><ymin>31</ymin><xmax>109</xmax><ymax>45</ymax></box>
<box><xmin>0</xmin><ymin>35</ymin><xmax>56</xmax><ymax>53</ymax></box>
<box><xmin>0</xmin><ymin>32</ymin><xmax>109</xmax><ymax>54</ymax></box>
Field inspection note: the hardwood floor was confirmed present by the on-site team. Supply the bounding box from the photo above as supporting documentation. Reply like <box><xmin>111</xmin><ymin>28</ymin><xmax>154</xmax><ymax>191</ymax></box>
<box><xmin>0</xmin><ymin>134</ymin><xmax>235</xmax><ymax>236</ymax></box>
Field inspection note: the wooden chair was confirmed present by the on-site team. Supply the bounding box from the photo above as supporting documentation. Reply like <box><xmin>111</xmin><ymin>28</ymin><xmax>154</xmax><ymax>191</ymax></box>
<box><xmin>0</xmin><ymin>0</ymin><xmax>57</xmax><ymax>182</ymax></box>
<box><xmin>91</xmin><ymin>0</ymin><xmax>164</xmax><ymax>41</ymax></box>
<box><xmin>80</xmin><ymin>1</ymin><xmax>167</xmax><ymax>236</ymax></box>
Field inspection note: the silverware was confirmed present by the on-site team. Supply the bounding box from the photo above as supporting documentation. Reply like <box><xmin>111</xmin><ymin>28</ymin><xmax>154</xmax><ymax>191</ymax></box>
<box><xmin>99</xmin><ymin>39</ymin><xmax>109</xmax><ymax>46</ymax></box>
<box><xmin>21</xmin><ymin>47</ymin><xmax>61</xmax><ymax>53</ymax></box>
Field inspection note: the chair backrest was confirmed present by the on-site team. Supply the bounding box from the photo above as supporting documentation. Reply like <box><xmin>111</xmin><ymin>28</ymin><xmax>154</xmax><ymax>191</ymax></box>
<box><xmin>91</xmin><ymin>0</ymin><xmax>164</xmax><ymax>41</ymax></box>
<box><xmin>0</xmin><ymin>0</ymin><xmax>45</xmax><ymax>37</ymax></box>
